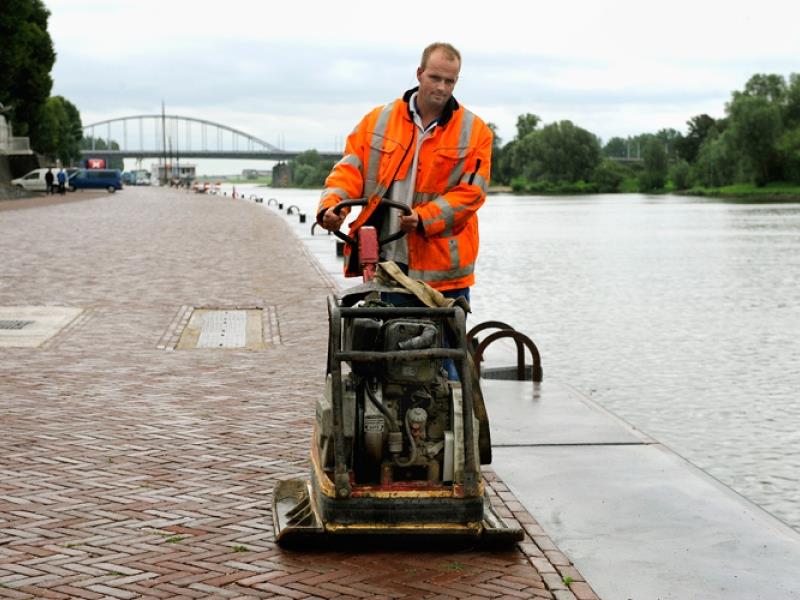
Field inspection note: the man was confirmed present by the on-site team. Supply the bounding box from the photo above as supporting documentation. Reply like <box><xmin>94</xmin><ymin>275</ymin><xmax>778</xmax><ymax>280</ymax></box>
<box><xmin>317</xmin><ymin>42</ymin><xmax>492</xmax><ymax>304</ymax></box>
<box><xmin>56</xmin><ymin>168</ymin><xmax>66</xmax><ymax>195</ymax></box>
<box><xmin>45</xmin><ymin>168</ymin><xmax>54</xmax><ymax>194</ymax></box>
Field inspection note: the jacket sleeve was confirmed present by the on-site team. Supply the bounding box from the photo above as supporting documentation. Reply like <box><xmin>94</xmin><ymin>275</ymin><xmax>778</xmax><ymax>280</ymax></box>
<box><xmin>416</xmin><ymin>120</ymin><xmax>492</xmax><ymax>238</ymax></box>
<box><xmin>316</xmin><ymin>118</ymin><xmax>369</xmax><ymax>224</ymax></box>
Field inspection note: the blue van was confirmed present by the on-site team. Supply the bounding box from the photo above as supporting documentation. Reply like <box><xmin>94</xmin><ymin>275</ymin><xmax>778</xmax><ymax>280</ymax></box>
<box><xmin>68</xmin><ymin>169</ymin><xmax>123</xmax><ymax>193</ymax></box>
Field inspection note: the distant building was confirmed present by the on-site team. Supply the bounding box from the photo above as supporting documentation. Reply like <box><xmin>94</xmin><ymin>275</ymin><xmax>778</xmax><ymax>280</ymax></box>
<box><xmin>151</xmin><ymin>163</ymin><xmax>196</xmax><ymax>185</ymax></box>
<box><xmin>242</xmin><ymin>169</ymin><xmax>271</xmax><ymax>179</ymax></box>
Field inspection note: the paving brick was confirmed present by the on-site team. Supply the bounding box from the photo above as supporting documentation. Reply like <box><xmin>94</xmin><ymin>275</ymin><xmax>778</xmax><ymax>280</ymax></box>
<box><xmin>0</xmin><ymin>188</ymin><xmax>594</xmax><ymax>600</ymax></box>
<box><xmin>542</xmin><ymin>572</ymin><xmax>568</xmax><ymax>590</ymax></box>
<box><xmin>569</xmin><ymin>581</ymin><xmax>601</xmax><ymax>600</ymax></box>
<box><xmin>556</xmin><ymin>565</ymin><xmax>584</xmax><ymax>582</ymax></box>
<box><xmin>529</xmin><ymin>557</ymin><xmax>558</xmax><ymax>575</ymax></box>
<box><xmin>545</xmin><ymin>550</ymin><xmax>573</xmax><ymax>567</ymax></box>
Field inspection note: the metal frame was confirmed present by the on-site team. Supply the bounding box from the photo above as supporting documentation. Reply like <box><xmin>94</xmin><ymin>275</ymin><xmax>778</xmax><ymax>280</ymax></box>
<box><xmin>326</xmin><ymin>298</ymin><xmax>480</xmax><ymax>499</ymax></box>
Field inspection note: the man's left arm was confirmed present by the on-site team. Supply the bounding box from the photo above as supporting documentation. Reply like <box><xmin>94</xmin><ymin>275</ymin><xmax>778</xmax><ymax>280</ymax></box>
<box><xmin>415</xmin><ymin>121</ymin><xmax>493</xmax><ymax>237</ymax></box>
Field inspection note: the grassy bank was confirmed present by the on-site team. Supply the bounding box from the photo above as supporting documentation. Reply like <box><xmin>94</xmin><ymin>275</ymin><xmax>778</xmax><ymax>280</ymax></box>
<box><xmin>685</xmin><ymin>182</ymin><xmax>800</xmax><ymax>201</ymax></box>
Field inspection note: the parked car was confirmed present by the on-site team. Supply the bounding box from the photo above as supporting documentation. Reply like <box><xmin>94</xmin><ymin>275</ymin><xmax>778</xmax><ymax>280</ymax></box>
<box><xmin>11</xmin><ymin>168</ymin><xmax>56</xmax><ymax>192</ymax></box>
<box><xmin>68</xmin><ymin>168</ymin><xmax>123</xmax><ymax>193</ymax></box>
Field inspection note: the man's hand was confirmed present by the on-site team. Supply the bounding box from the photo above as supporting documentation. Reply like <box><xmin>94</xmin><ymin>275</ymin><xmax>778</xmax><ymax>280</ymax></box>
<box><xmin>321</xmin><ymin>206</ymin><xmax>346</xmax><ymax>231</ymax></box>
<box><xmin>399</xmin><ymin>210</ymin><xmax>420</xmax><ymax>234</ymax></box>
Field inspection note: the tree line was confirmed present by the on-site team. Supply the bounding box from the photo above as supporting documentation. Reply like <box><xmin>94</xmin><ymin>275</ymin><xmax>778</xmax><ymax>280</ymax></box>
<box><xmin>491</xmin><ymin>73</ymin><xmax>800</xmax><ymax>194</ymax></box>
<box><xmin>283</xmin><ymin>71</ymin><xmax>800</xmax><ymax>195</ymax></box>
<box><xmin>1</xmin><ymin>0</ymin><xmax>84</xmax><ymax>166</ymax></box>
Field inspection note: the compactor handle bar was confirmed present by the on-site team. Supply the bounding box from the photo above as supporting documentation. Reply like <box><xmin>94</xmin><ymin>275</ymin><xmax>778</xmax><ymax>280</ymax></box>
<box><xmin>331</xmin><ymin>199</ymin><xmax>412</xmax><ymax>247</ymax></box>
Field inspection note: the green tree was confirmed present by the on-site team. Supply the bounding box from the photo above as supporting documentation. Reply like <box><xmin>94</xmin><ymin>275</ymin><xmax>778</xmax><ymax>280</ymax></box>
<box><xmin>592</xmin><ymin>159</ymin><xmax>631</xmax><ymax>192</ymax></box>
<box><xmin>0</xmin><ymin>0</ymin><xmax>55</xmax><ymax>150</ymax></box>
<box><xmin>285</xmin><ymin>149</ymin><xmax>334</xmax><ymax>187</ymax></box>
<box><xmin>516</xmin><ymin>120</ymin><xmax>601</xmax><ymax>183</ymax></box>
<box><xmin>783</xmin><ymin>74</ymin><xmax>800</xmax><ymax>129</ymax></box>
<box><xmin>486</xmin><ymin>122</ymin><xmax>504</xmax><ymax>184</ymax></box>
<box><xmin>675</xmin><ymin>114</ymin><xmax>716</xmax><ymax>163</ymax></box>
<box><xmin>727</xmin><ymin>94</ymin><xmax>783</xmax><ymax>185</ymax></box>
<box><xmin>655</xmin><ymin>128</ymin><xmax>681</xmax><ymax>160</ymax></box>
<box><xmin>669</xmin><ymin>160</ymin><xmax>691</xmax><ymax>190</ymax></box>
<box><xmin>622</xmin><ymin>134</ymin><xmax>656</xmax><ymax>160</ymax></box>
<box><xmin>603</xmin><ymin>137</ymin><xmax>628</xmax><ymax>158</ymax></box>
<box><xmin>494</xmin><ymin>139</ymin><xmax>517</xmax><ymax>185</ymax></box>
<box><xmin>639</xmin><ymin>138</ymin><xmax>668</xmax><ymax>191</ymax></box>
<box><xmin>777</xmin><ymin>126</ymin><xmax>800</xmax><ymax>183</ymax></box>
<box><xmin>515</xmin><ymin>113</ymin><xmax>541</xmax><ymax>140</ymax></box>
<box><xmin>292</xmin><ymin>163</ymin><xmax>316</xmax><ymax>187</ymax></box>
<box><xmin>691</xmin><ymin>130</ymin><xmax>738</xmax><ymax>187</ymax></box>
<box><xmin>38</xmin><ymin>96</ymin><xmax>82</xmax><ymax>165</ymax></box>
<box><xmin>740</xmin><ymin>73</ymin><xmax>787</xmax><ymax>104</ymax></box>
<box><xmin>294</xmin><ymin>149</ymin><xmax>321</xmax><ymax>168</ymax></box>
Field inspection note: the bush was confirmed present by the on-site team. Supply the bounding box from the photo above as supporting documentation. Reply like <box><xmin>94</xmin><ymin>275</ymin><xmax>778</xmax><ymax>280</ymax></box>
<box><xmin>619</xmin><ymin>177</ymin><xmax>639</xmax><ymax>193</ymax></box>
<box><xmin>639</xmin><ymin>139</ymin><xmax>668</xmax><ymax>191</ymax></box>
<box><xmin>509</xmin><ymin>179</ymin><xmax>598</xmax><ymax>195</ymax></box>
<box><xmin>669</xmin><ymin>160</ymin><xmax>691</xmax><ymax>190</ymax></box>
<box><xmin>691</xmin><ymin>131</ymin><xmax>739</xmax><ymax>187</ymax></box>
<box><xmin>510</xmin><ymin>176</ymin><xmax>529</xmax><ymax>193</ymax></box>
<box><xmin>592</xmin><ymin>160</ymin><xmax>631</xmax><ymax>192</ymax></box>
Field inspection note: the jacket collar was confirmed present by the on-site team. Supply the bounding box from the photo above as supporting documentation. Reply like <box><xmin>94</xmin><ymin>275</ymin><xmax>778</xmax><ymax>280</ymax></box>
<box><xmin>402</xmin><ymin>87</ymin><xmax>459</xmax><ymax>127</ymax></box>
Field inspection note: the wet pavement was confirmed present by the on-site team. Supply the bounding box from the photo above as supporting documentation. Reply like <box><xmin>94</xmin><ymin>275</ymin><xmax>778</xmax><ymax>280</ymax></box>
<box><xmin>0</xmin><ymin>187</ymin><xmax>597</xmax><ymax>599</ymax></box>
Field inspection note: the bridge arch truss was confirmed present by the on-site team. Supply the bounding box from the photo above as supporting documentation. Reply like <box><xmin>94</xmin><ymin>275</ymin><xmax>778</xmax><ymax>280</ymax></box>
<box><xmin>82</xmin><ymin>114</ymin><xmax>283</xmax><ymax>158</ymax></box>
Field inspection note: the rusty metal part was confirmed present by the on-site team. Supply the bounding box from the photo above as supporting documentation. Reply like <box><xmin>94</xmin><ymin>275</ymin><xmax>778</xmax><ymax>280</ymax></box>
<box><xmin>473</xmin><ymin>329</ymin><xmax>543</xmax><ymax>382</ymax></box>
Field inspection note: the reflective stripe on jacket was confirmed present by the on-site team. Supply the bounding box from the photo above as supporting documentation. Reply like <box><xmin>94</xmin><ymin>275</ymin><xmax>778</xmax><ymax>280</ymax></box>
<box><xmin>317</xmin><ymin>87</ymin><xmax>492</xmax><ymax>291</ymax></box>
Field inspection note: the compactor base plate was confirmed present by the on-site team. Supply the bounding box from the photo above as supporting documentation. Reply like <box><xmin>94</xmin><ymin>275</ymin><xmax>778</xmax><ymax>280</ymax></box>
<box><xmin>272</xmin><ymin>478</ymin><xmax>523</xmax><ymax>546</ymax></box>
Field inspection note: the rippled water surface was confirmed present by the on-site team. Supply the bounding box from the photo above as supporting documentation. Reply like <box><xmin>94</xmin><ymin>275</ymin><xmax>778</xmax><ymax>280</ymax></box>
<box><xmin>474</xmin><ymin>193</ymin><xmax>800</xmax><ymax>530</ymax></box>
<box><xmin>242</xmin><ymin>187</ymin><xmax>800</xmax><ymax>530</ymax></box>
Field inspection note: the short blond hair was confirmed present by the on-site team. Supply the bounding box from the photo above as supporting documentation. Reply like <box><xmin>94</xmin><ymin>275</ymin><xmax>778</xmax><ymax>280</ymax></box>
<box><xmin>420</xmin><ymin>42</ymin><xmax>461</xmax><ymax>70</ymax></box>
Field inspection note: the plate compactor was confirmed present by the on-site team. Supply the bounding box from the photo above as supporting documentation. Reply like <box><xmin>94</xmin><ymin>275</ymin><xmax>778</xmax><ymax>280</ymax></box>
<box><xmin>273</xmin><ymin>199</ymin><xmax>524</xmax><ymax>545</ymax></box>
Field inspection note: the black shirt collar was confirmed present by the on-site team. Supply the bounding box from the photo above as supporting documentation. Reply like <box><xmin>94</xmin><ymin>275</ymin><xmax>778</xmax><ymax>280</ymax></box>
<box><xmin>402</xmin><ymin>86</ymin><xmax>459</xmax><ymax>127</ymax></box>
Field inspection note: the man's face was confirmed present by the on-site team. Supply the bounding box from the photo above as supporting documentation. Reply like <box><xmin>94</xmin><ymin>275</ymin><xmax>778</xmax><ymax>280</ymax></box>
<box><xmin>416</xmin><ymin>49</ymin><xmax>460</xmax><ymax>113</ymax></box>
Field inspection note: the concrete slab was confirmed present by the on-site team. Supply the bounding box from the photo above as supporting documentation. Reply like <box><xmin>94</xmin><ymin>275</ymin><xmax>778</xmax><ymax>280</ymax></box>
<box><xmin>176</xmin><ymin>308</ymin><xmax>267</xmax><ymax>350</ymax></box>
<box><xmin>0</xmin><ymin>305</ymin><xmax>82</xmax><ymax>347</ymax></box>
<box><xmin>488</xmin><ymin>380</ymin><xmax>800</xmax><ymax>600</ymax></box>
<box><xmin>484</xmin><ymin>379</ymin><xmax>651</xmax><ymax>446</ymax></box>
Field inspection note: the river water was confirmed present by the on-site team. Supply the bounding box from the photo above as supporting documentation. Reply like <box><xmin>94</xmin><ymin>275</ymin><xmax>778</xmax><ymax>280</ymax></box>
<box><xmin>229</xmin><ymin>185</ymin><xmax>800</xmax><ymax>530</ymax></box>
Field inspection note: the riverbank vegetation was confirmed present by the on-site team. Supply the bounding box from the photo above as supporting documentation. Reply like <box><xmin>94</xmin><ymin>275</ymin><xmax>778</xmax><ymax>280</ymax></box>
<box><xmin>1</xmin><ymin>1</ymin><xmax>84</xmax><ymax>166</ymax></box>
<box><xmin>272</xmin><ymin>150</ymin><xmax>334</xmax><ymax>188</ymax></box>
<box><xmin>491</xmin><ymin>72</ymin><xmax>800</xmax><ymax>198</ymax></box>
<box><xmin>280</xmin><ymin>72</ymin><xmax>800</xmax><ymax>199</ymax></box>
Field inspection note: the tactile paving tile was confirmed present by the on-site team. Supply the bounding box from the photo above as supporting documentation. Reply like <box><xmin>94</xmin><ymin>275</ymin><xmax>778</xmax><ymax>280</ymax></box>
<box><xmin>196</xmin><ymin>310</ymin><xmax>247</xmax><ymax>348</ymax></box>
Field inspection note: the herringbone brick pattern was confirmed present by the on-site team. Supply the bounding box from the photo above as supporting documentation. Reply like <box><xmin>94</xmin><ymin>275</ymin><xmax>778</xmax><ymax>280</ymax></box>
<box><xmin>0</xmin><ymin>189</ymin><xmax>597</xmax><ymax>599</ymax></box>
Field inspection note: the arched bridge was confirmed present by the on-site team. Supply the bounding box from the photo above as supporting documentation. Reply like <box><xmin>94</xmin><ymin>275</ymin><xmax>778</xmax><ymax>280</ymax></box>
<box><xmin>81</xmin><ymin>114</ymin><xmax>341</xmax><ymax>161</ymax></box>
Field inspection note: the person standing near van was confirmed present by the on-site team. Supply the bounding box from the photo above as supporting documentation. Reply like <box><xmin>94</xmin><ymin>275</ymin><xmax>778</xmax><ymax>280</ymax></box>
<box><xmin>45</xmin><ymin>168</ymin><xmax>54</xmax><ymax>194</ymax></box>
<box><xmin>56</xmin><ymin>168</ymin><xmax>66</xmax><ymax>194</ymax></box>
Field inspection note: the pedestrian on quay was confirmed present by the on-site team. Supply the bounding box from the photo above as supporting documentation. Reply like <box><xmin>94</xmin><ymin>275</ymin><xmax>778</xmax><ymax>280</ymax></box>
<box><xmin>316</xmin><ymin>41</ymin><xmax>492</xmax><ymax>306</ymax></box>
<box><xmin>56</xmin><ymin>168</ymin><xmax>66</xmax><ymax>194</ymax></box>
<box><xmin>45</xmin><ymin>167</ymin><xmax>54</xmax><ymax>194</ymax></box>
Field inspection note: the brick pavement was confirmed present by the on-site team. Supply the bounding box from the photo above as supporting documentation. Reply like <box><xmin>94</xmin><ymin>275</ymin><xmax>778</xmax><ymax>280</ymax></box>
<box><xmin>0</xmin><ymin>188</ymin><xmax>599</xmax><ymax>599</ymax></box>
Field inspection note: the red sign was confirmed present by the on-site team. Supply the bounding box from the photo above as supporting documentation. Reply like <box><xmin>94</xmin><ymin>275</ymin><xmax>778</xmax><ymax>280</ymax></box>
<box><xmin>87</xmin><ymin>158</ymin><xmax>106</xmax><ymax>169</ymax></box>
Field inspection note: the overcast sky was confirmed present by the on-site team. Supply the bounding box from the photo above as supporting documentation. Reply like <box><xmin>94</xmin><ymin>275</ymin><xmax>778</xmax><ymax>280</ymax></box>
<box><xmin>48</xmin><ymin>0</ymin><xmax>800</xmax><ymax>155</ymax></box>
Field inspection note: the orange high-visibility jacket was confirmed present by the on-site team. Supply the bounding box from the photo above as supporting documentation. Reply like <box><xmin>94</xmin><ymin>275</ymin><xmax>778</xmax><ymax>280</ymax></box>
<box><xmin>317</xmin><ymin>88</ymin><xmax>492</xmax><ymax>291</ymax></box>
